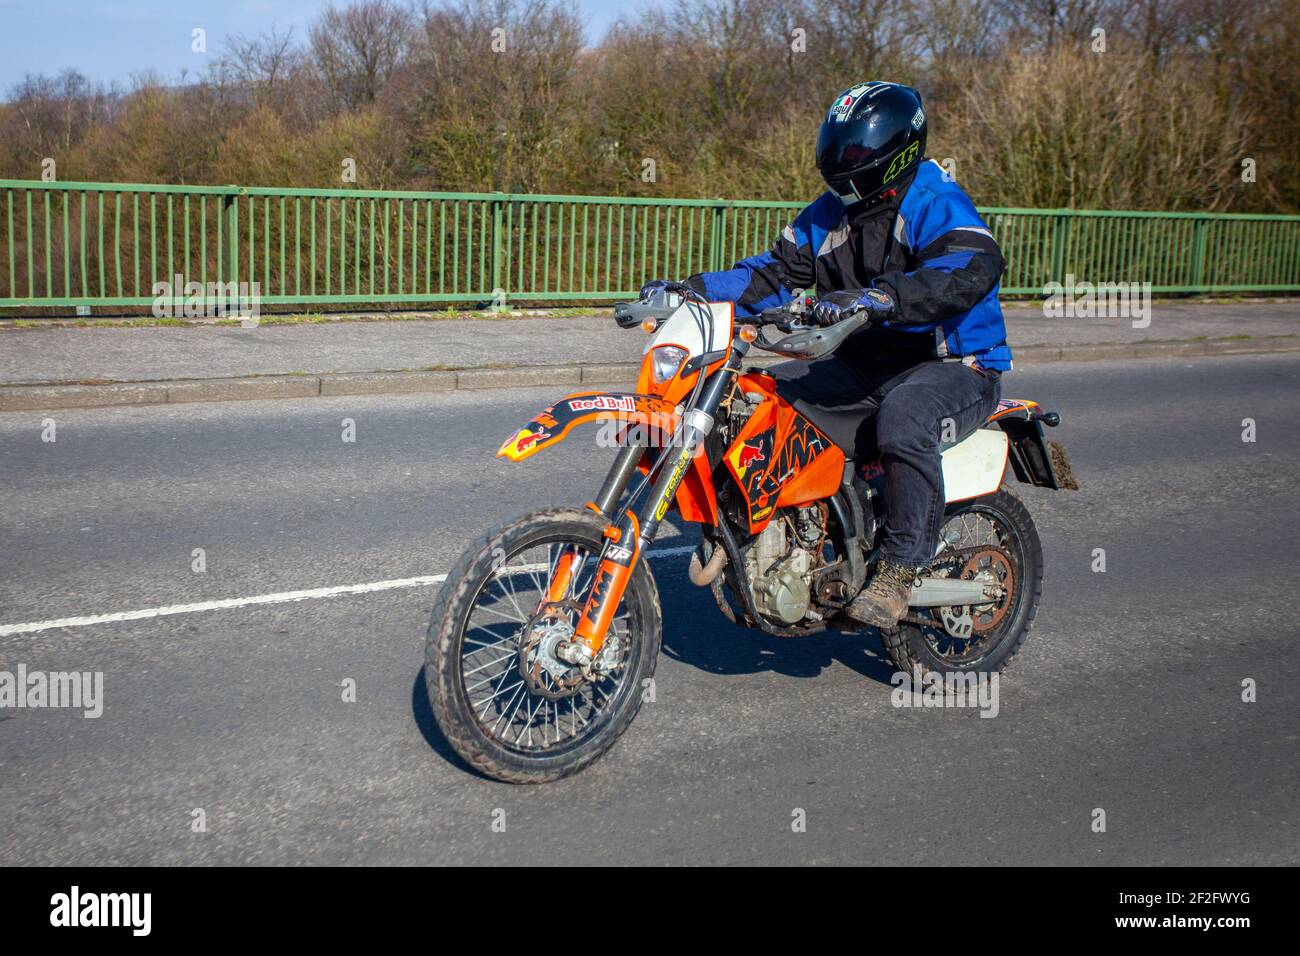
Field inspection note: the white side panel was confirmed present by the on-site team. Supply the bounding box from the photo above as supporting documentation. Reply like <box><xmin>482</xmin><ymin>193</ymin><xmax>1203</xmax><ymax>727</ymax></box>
<box><xmin>644</xmin><ymin>299</ymin><xmax>734</xmax><ymax>359</ymax></box>
<box><xmin>941</xmin><ymin>428</ymin><xmax>1008</xmax><ymax>503</ymax></box>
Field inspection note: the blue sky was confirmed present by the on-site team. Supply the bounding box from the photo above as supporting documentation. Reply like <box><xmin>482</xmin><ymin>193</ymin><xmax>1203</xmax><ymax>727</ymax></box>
<box><xmin>0</xmin><ymin>0</ymin><xmax>636</xmax><ymax>93</ymax></box>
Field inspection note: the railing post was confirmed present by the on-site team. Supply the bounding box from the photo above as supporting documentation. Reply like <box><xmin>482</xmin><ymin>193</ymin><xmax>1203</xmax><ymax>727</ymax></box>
<box><xmin>226</xmin><ymin>187</ymin><xmax>239</xmax><ymax>290</ymax></box>
<box><xmin>1050</xmin><ymin>212</ymin><xmax>1067</xmax><ymax>291</ymax></box>
<box><xmin>1191</xmin><ymin>216</ymin><xmax>1208</xmax><ymax>291</ymax></box>
<box><xmin>710</xmin><ymin>203</ymin><xmax>726</xmax><ymax>272</ymax></box>
<box><xmin>490</xmin><ymin>193</ymin><xmax>505</xmax><ymax>311</ymax></box>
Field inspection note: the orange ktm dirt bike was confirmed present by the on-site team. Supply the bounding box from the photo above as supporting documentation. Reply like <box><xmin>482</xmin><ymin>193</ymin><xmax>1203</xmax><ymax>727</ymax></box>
<box><xmin>425</xmin><ymin>283</ymin><xmax>1077</xmax><ymax>783</ymax></box>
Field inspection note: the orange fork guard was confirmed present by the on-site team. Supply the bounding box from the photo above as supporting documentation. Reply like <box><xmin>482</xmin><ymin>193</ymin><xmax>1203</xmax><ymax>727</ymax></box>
<box><xmin>574</xmin><ymin>512</ymin><xmax>641</xmax><ymax>653</ymax></box>
<box><xmin>545</xmin><ymin>549</ymin><xmax>578</xmax><ymax>604</ymax></box>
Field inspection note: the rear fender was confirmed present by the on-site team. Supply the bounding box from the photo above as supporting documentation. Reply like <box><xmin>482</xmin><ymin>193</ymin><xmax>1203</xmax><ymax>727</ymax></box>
<box><xmin>997</xmin><ymin>418</ymin><xmax>1079</xmax><ymax>490</ymax></box>
<box><xmin>497</xmin><ymin>391</ymin><xmax>679</xmax><ymax>462</ymax></box>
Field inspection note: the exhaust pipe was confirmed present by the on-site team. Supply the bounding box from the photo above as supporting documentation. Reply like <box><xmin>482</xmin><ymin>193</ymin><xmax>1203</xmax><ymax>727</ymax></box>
<box><xmin>688</xmin><ymin>543</ymin><xmax>728</xmax><ymax>586</ymax></box>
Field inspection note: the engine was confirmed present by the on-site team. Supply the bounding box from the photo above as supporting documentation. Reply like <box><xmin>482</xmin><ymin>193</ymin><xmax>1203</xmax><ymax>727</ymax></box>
<box><xmin>744</xmin><ymin>506</ymin><xmax>826</xmax><ymax>625</ymax></box>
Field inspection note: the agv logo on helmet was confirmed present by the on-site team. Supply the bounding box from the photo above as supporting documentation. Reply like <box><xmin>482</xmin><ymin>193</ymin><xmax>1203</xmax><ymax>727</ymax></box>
<box><xmin>826</xmin><ymin>82</ymin><xmax>888</xmax><ymax>123</ymax></box>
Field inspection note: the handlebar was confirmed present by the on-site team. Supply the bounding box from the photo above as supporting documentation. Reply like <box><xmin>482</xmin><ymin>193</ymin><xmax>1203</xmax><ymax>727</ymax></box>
<box><xmin>615</xmin><ymin>290</ymin><xmax>873</xmax><ymax>361</ymax></box>
<box><xmin>747</xmin><ymin>305</ymin><xmax>874</xmax><ymax>361</ymax></box>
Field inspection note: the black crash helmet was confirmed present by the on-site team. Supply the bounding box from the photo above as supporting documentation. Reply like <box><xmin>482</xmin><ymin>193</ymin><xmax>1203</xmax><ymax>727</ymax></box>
<box><xmin>816</xmin><ymin>82</ymin><xmax>927</xmax><ymax>206</ymax></box>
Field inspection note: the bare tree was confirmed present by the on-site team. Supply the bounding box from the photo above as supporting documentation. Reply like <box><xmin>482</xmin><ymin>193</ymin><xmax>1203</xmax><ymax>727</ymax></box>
<box><xmin>310</xmin><ymin>0</ymin><xmax>415</xmax><ymax>112</ymax></box>
<box><xmin>994</xmin><ymin>0</ymin><xmax>1117</xmax><ymax>49</ymax></box>
<box><xmin>401</xmin><ymin>0</ymin><xmax>585</xmax><ymax>192</ymax></box>
<box><xmin>8</xmin><ymin>70</ymin><xmax>111</xmax><ymax>160</ymax></box>
<box><xmin>220</xmin><ymin>27</ymin><xmax>302</xmax><ymax>111</ymax></box>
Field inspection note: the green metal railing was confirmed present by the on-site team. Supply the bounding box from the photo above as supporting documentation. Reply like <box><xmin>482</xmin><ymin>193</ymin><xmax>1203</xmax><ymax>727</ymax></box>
<box><xmin>2</xmin><ymin>179</ymin><xmax>1298</xmax><ymax>310</ymax></box>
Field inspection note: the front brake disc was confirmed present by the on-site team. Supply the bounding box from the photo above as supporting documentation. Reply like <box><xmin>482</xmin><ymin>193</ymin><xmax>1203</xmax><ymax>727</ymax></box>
<box><xmin>519</xmin><ymin>601</ymin><xmax>586</xmax><ymax>701</ymax></box>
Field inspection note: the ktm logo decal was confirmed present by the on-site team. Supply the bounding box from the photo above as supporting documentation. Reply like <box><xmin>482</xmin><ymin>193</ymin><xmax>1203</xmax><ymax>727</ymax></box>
<box><xmin>582</xmin><ymin>567</ymin><xmax>616</xmax><ymax>624</ymax></box>
<box><xmin>745</xmin><ymin>419</ymin><xmax>828</xmax><ymax>500</ymax></box>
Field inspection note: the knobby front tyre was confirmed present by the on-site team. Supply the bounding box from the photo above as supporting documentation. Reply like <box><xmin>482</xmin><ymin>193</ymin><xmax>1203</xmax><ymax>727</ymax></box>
<box><xmin>424</xmin><ymin>508</ymin><xmax>662</xmax><ymax>784</ymax></box>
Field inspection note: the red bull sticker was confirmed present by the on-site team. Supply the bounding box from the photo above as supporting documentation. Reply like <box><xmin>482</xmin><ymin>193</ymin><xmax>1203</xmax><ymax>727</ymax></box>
<box><xmin>499</xmin><ymin>427</ymin><xmax>551</xmax><ymax>458</ymax></box>
<box><xmin>737</xmin><ymin>441</ymin><xmax>765</xmax><ymax>474</ymax></box>
<box><xmin>568</xmin><ymin>395</ymin><xmax>637</xmax><ymax>413</ymax></box>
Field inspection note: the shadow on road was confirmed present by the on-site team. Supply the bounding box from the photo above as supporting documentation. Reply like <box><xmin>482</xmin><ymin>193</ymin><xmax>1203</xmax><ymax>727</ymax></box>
<box><xmin>409</xmin><ymin>669</ymin><xmax>494</xmax><ymax>781</ymax></box>
<box><xmin>408</xmin><ymin>552</ymin><xmax>898</xmax><ymax>775</ymax></box>
<box><xmin>653</xmin><ymin>553</ymin><xmax>897</xmax><ymax>685</ymax></box>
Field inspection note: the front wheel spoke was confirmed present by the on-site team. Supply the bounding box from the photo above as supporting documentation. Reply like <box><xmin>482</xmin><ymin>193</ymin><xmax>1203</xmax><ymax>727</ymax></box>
<box><xmin>520</xmin><ymin>559</ymin><xmax>544</xmax><ymax>597</ymax></box>
<box><xmin>478</xmin><ymin>676</ymin><xmax>522</xmax><ymax>712</ymax></box>
<box><xmin>572</xmin><ymin>703</ymin><xmax>587</xmax><ymax>733</ymax></box>
<box><xmin>492</xmin><ymin>682</ymin><xmax>528</xmax><ymax>734</ymax></box>
<box><xmin>465</xmin><ymin>669</ymin><xmax>512</xmax><ymax>693</ymax></box>
<box><xmin>463</xmin><ymin>631</ymin><xmax>517</xmax><ymax>651</ymax></box>
<box><xmin>491</xmin><ymin>576</ymin><xmax>529</xmax><ymax>622</ymax></box>
<box><xmin>463</xmin><ymin>651</ymin><xmax>516</xmax><ymax>679</ymax></box>
<box><xmin>473</xmin><ymin>660</ymin><xmax>515</xmax><ymax>706</ymax></box>
<box><xmin>472</xmin><ymin>600</ymin><xmax>525</xmax><ymax>625</ymax></box>
<box><xmin>462</xmin><ymin>660</ymin><xmax>512</xmax><ymax>691</ymax></box>
<box><xmin>517</xmin><ymin>694</ymin><xmax>544</xmax><ymax>745</ymax></box>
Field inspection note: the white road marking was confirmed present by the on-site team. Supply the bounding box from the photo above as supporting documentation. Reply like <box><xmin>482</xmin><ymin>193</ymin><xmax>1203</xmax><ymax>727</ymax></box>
<box><xmin>0</xmin><ymin>543</ymin><xmax>699</xmax><ymax>638</ymax></box>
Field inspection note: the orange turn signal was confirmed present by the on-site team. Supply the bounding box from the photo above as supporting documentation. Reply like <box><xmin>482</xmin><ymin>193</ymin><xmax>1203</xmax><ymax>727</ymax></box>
<box><xmin>738</xmin><ymin>324</ymin><xmax>758</xmax><ymax>343</ymax></box>
<box><xmin>640</xmin><ymin>317</ymin><xmax>658</xmax><ymax>334</ymax></box>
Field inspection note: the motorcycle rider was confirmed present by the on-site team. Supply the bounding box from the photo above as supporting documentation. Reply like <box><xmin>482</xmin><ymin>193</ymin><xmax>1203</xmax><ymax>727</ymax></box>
<box><xmin>640</xmin><ymin>82</ymin><xmax>1011</xmax><ymax>629</ymax></box>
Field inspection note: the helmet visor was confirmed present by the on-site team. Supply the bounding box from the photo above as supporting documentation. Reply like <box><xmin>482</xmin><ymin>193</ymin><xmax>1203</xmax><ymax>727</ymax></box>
<box><xmin>816</xmin><ymin>116</ymin><xmax>909</xmax><ymax>183</ymax></box>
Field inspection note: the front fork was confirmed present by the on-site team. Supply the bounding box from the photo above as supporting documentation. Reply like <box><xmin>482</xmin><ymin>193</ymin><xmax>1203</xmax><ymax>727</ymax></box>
<box><xmin>568</xmin><ymin>359</ymin><xmax>739</xmax><ymax>658</ymax></box>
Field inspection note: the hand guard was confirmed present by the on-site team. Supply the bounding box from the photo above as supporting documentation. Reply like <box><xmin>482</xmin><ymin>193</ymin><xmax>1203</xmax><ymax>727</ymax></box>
<box><xmin>811</xmin><ymin>287</ymin><xmax>896</xmax><ymax>327</ymax></box>
<box><xmin>639</xmin><ymin>279</ymin><xmax>670</xmax><ymax>300</ymax></box>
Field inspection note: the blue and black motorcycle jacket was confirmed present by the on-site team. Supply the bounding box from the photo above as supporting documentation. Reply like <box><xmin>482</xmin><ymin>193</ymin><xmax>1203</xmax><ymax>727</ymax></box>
<box><xmin>685</xmin><ymin>159</ymin><xmax>1013</xmax><ymax>371</ymax></box>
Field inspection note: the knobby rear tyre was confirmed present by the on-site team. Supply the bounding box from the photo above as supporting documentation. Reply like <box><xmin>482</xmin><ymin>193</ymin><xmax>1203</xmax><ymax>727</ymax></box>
<box><xmin>881</xmin><ymin>487</ymin><xmax>1043</xmax><ymax>678</ymax></box>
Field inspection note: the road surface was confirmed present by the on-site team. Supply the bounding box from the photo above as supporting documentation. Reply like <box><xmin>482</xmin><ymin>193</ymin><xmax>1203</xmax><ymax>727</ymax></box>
<box><xmin>1</xmin><ymin>352</ymin><xmax>1297</xmax><ymax>865</ymax></box>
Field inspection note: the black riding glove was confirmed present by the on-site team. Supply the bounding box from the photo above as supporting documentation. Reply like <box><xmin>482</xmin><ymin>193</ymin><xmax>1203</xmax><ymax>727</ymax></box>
<box><xmin>811</xmin><ymin>287</ymin><xmax>897</xmax><ymax>327</ymax></box>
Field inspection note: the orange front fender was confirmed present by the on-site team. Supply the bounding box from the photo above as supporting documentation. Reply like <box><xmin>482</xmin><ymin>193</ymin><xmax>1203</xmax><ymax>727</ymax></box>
<box><xmin>497</xmin><ymin>391</ymin><xmax>679</xmax><ymax>462</ymax></box>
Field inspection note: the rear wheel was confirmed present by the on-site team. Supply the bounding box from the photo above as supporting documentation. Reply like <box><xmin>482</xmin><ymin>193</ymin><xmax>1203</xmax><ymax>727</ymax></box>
<box><xmin>425</xmin><ymin>508</ymin><xmax>662</xmax><ymax>784</ymax></box>
<box><xmin>881</xmin><ymin>488</ymin><xmax>1042</xmax><ymax>677</ymax></box>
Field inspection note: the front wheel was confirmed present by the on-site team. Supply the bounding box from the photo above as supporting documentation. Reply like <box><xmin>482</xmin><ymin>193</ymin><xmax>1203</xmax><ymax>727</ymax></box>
<box><xmin>881</xmin><ymin>487</ymin><xmax>1043</xmax><ymax>677</ymax></box>
<box><xmin>424</xmin><ymin>508</ymin><xmax>662</xmax><ymax>784</ymax></box>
